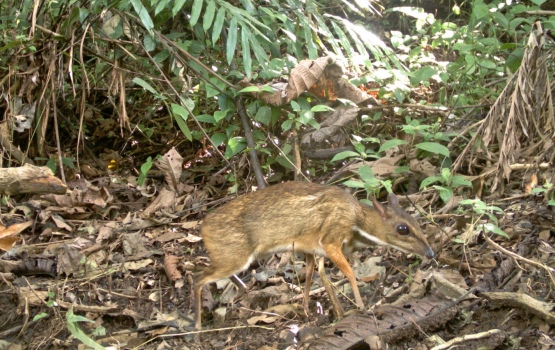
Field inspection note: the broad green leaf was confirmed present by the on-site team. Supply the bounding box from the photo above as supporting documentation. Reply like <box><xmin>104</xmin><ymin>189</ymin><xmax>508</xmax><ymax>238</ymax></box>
<box><xmin>196</xmin><ymin>114</ymin><xmax>216</xmax><ymax>123</ymax></box>
<box><xmin>378</xmin><ymin>139</ymin><xmax>407</xmax><ymax>153</ymax></box>
<box><xmin>211</xmin><ymin>133</ymin><xmax>227</xmax><ymax>146</ymax></box>
<box><xmin>189</xmin><ymin>0</ymin><xmax>204</xmax><ymax>27</ymax></box>
<box><xmin>203</xmin><ymin>0</ymin><xmax>216</xmax><ymax>32</ymax></box>
<box><xmin>212</xmin><ymin>7</ymin><xmax>226</xmax><ymax>45</ymax></box>
<box><xmin>254</xmin><ymin>106</ymin><xmax>271</xmax><ymax>125</ymax></box>
<box><xmin>282</xmin><ymin>143</ymin><xmax>292</xmax><ymax>155</ymax></box>
<box><xmin>330</xmin><ymin>151</ymin><xmax>360</xmax><ymax>162</ymax></box>
<box><xmin>434</xmin><ymin>185</ymin><xmax>453</xmax><ymax>203</ymax></box>
<box><xmin>275</xmin><ymin>155</ymin><xmax>294</xmax><ymax>169</ymax></box>
<box><xmin>214</xmin><ymin>110</ymin><xmax>226</xmax><ymax>122</ymax></box>
<box><xmin>415</xmin><ymin>142</ymin><xmax>450</xmax><ymax>157</ymax></box>
<box><xmin>450</xmin><ymin>176</ymin><xmax>472</xmax><ymax>188</ymax></box>
<box><xmin>226</xmin><ymin>17</ymin><xmax>238</xmax><ymax>65</ymax></box>
<box><xmin>281</xmin><ymin>119</ymin><xmax>293</xmax><ymax>131</ymax></box>
<box><xmin>227</xmin><ymin>137</ymin><xmax>246</xmax><ymax>156</ymax></box>
<box><xmin>131</xmin><ymin>0</ymin><xmax>154</xmax><ymax>31</ymax></box>
<box><xmin>358</xmin><ymin>165</ymin><xmax>374</xmax><ymax>182</ymax></box>
<box><xmin>171</xmin><ymin>104</ymin><xmax>193</xmax><ymax>141</ymax></box>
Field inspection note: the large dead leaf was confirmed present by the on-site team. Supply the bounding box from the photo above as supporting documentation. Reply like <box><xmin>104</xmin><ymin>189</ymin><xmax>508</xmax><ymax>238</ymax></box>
<box><xmin>454</xmin><ymin>23</ymin><xmax>554</xmax><ymax>191</ymax></box>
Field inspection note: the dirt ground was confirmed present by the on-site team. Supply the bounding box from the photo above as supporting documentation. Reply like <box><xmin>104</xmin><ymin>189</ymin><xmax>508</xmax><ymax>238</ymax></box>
<box><xmin>1</xmin><ymin>177</ymin><xmax>554</xmax><ymax>349</ymax></box>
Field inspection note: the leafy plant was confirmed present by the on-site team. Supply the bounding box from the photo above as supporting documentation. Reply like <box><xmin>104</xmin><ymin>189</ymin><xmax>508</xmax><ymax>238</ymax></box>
<box><xmin>66</xmin><ymin>308</ymin><xmax>106</xmax><ymax>350</ymax></box>
<box><xmin>331</xmin><ymin>135</ymin><xmax>380</xmax><ymax>162</ymax></box>
<box><xmin>420</xmin><ymin>168</ymin><xmax>472</xmax><ymax>203</ymax></box>
<box><xmin>456</xmin><ymin>198</ymin><xmax>509</xmax><ymax>243</ymax></box>
<box><xmin>343</xmin><ymin>164</ymin><xmax>393</xmax><ymax>200</ymax></box>
<box><xmin>531</xmin><ymin>182</ymin><xmax>555</xmax><ymax>207</ymax></box>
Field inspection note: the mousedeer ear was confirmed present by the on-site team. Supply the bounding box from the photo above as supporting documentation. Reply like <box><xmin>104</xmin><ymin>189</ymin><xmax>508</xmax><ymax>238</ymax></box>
<box><xmin>387</xmin><ymin>193</ymin><xmax>400</xmax><ymax>207</ymax></box>
<box><xmin>371</xmin><ymin>196</ymin><xmax>388</xmax><ymax>220</ymax></box>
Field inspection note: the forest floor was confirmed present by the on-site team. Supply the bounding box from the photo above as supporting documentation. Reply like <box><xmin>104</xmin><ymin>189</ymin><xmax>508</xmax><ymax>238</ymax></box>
<box><xmin>1</xmin><ymin>147</ymin><xmax>554</xmax><ymax>349</ymax></box>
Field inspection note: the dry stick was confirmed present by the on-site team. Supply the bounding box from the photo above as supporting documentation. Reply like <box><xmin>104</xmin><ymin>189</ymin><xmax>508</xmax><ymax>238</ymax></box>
<box><xmin>237</xmin><ymin>97</ymin><xmax>266</xmax><ymax>189</ymax></box>
<box><xmin>292</xmin><ymin>129</ymin><xmax>302</xmax><ymax>181</ymax></box>
<box><xmin>484</xmin><ymin>234</ymin><xmax>555</xmax><ymax>288</ymax></box>
<box><xmin>51</xmin><ymin>78</ymin><xmax>66</xmax><ymax>184</ymax></box>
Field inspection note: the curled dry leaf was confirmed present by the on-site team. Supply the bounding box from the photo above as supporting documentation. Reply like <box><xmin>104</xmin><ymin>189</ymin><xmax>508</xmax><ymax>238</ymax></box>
<box><xmin>0</xmin><ymin>220</ymin><xmax>32</xmax><ymax>251</ymax></box>
<box><xmin>155</xmin><ymin>147</ymin><xmax>183</xmax><ymax>193</ymax></box>
<box><xmin>164</xmin><ymin>255</ymin><xmax>183</xmax><ymax>281</ymax></box>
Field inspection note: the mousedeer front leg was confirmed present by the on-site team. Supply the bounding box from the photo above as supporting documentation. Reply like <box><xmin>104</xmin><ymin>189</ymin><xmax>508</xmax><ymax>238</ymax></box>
<box><xmin>320</xmin><ymin>242</ymin><xmax>365</xmax><ymax>309</ymax></box>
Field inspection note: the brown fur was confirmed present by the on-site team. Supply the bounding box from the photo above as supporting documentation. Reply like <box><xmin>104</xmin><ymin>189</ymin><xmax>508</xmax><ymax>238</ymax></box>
<box><xmin>194</xmin><ymin>181</ymin><xmax>434</xmax><ymax>330</ymax></box>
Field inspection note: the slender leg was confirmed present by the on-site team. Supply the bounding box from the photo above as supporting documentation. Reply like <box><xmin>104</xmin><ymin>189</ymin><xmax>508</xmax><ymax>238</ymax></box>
<box><xmin>303</xmin><ymin>254</ymin><xmax>316</xmax><ymax>312</ymax></box>
<box><xmin>321</xmin><ymin>244</ymin><xmax>364</xmax><ymax>309</ymax></box>
<box><xmin>318</xmin><ymin>256</ymin><xmax>344</xmax><ymax>319</ymax></box>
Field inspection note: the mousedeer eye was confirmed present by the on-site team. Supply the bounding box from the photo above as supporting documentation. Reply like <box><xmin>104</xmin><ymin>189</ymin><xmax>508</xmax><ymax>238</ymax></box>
<box><xmin>397</xmin><ymin>225</ymin><xmax>409</xmax><ymax>235</ymax></box>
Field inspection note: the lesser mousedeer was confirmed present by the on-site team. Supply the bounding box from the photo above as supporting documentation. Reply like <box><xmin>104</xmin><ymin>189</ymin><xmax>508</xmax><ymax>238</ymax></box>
<box><xmin>193</xmin><ymin>181</ymin><xmax>434</xmax><ymax>330</ymax></box>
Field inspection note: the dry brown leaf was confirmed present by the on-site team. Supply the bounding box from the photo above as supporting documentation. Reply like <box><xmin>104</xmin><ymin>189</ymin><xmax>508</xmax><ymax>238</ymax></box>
<box><xmin>0</xmin><ymin>221</ymin><xmax>32</xmax><ymax>251</ymax></box>
<box><xmin>164</xmin><ymin>255</ymin><xmax>183</xmax><ymax>281</ymax></box>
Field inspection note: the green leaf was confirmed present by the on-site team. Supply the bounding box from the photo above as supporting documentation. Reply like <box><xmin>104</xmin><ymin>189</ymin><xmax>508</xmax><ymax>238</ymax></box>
<box><xmin>214</xmin><ymin>110</ymin><xmax>227</xmax><ymax>122</ymax></box>
<box><xmin>530</xmin><ymin>187</ymin><xmax>546</xmax><ymax>194</ymax></box>
<box><xmin>131</xmin><ymin>0</ymin><xmax>154</xmax><ymax>31</ymax></box>
<box><xmin>275</xmin><ymin>155</ymin><xmax>294</xmax><ymax>169</ymax></box>
<box><xmin>33</xmin><ymin>313</ymin><xmax>49</xmax><ymax>322</ymax></box>
<box><xmin>171</xmin><ymin>104</ymin><xmax>193</xmax><ymax>141</ymax></box>
<box><xmin>420</xmin><ymin>175</ymin><xmax>444</xmax><ymax>189</ymax></box>
<box><xmin>415</xmin><ymin>142</ymin><xmax>450</xmax><ymax>157</ymax></box>
<box><xmin>227</xmin><ymin>136</ymin><xmax>246</xmax><ymax>156</ymax></box>
<box><xmin>211</xmin><ymin>133</ymin><xmax>226</xmax><ymax>146</ymax></box>
<box><xmin>226</xmin><ymin>17</ymin><xmax>238</xmax><ymax>65</ymax></box>
<box><xmin>202</xmin><ymin>0</ymin><xmax>216</xmax><ymax>31</ymax></box>
<box><xmin>343</xmin><ymin>180</ymin><xmax>365</xmax><ymax>188</ymax></box>
<box><xmin>132</xmin><ymin>78</ymin><xmax>158</xmax><ymax>95</ymax></box>
<box><xmin>138</xmin><ymin>157</ymin><xmax>153</xmax><ymax>186</ymax></box>
<box><xmin>434</xmin><ymin>185</ymin><xmax>453</xmax><ymax>203</ymax></box>
<box><xmin>479</xmin><ymin>223</ymin><xmax>509</xmax><ymax>239</ymax></box>
<box><xmin>196</xmin><ymin>114</ymin><xmax>216</xmax><ymax>123</ymax></box>
<box><xmin>189</xmin><ymin>0</ymin><xmax>204</xmax><ymax>27</ymax></box>
<box><xmin>239</xmin><ymin>86</ymin><xmax>261</xmax><ymax>93</ymax></box>
<box><xmin>254</xmin><ymin>106</ymin><xmax>271</xmax><ymax>125</ymax></box>
<box><xmin>358</xmin><ymin>165</ymin><xmax>374</xmax><ymax>182</ymax></box>
<box><xmin>378</xmin><ymin>139</ymin><xmax>407</xmax><ymax>153</ymax></box>
<box><xmin>241</xmin><ymin>27</ymin><xmax>252</xmax><ymax>78</ymax></box>
<box><xmin>331</xmin><ymin>151</ymin><xmax>360</xmax><ymax>162</ymax></box>
<box><xmin>281</xmin><ymin>119</ymin><xmax>293</xmax><ymax>131</ymax></box>
<box><xmin>66</xmin><ymin>309</ymin><xmax>105</xmax><ymax>350</ymax></box>
<box><xmin>212</xmin><ymin>7</ymin><xmax>226</xmax><ymax>45</ymax></box>
<box><xmin>311</xmin><ymin>105</ymin><xmax>334</xmax><ymax>112</ymax></box>
<box><xmin>450</xmin><ymin>175</ymin><xmax>472</xmax><ymax>188</ymax></box>
<box><xmin>173</xmin><ymin>0</ymin><xmax>188</xmax><ymax>16</ymax></box>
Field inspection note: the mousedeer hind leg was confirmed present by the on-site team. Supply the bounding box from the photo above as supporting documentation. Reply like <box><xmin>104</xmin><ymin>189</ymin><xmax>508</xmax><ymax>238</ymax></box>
<box><xmin>193</xmin><ymin>254</ymin><xmax>254</xmax><ymax>330</ymax></box>
<box><xmin>303</xmin><ymin>254</ymin><xmax>316</xmax><ymax>312</ymax></box>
